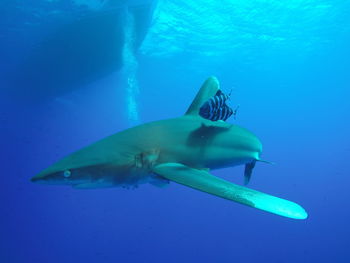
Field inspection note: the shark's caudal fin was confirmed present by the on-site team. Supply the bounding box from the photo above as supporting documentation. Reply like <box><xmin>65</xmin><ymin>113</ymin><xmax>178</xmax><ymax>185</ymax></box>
<box><xmin>153</xmin><ymin>163</ymin><xmax>308</xmax><ymax>220</ymax></box>
<box><xmin>185</xmin><ymin>76</ymin><xmax>220</xmax><ymax>116</ymax></box>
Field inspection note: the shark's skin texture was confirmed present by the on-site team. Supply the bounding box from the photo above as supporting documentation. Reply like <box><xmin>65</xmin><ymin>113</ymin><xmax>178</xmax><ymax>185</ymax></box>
<box><xmin>32</xmin><ymin>77</ymin><xmax>308</xmax><ymax>219</ymax></box>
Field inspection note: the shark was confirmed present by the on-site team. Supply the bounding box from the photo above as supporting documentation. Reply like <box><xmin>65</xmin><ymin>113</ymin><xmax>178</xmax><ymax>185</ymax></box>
<box><xmin>31</xmin><ymin>77</ymin><xmax>308</xmax><ymax>220</ymax></box>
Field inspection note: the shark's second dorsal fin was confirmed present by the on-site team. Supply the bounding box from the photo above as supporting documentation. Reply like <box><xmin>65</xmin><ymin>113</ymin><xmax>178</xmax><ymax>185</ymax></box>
<box><xmin>185</xmin><ymin>76</ymin><xmax>220</xmax><ymax>116</ymax></box>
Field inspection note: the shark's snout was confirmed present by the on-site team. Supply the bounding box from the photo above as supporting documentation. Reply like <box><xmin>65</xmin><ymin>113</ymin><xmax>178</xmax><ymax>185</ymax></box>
<box><xmin>30</xmin><ymin>168</ymin><xmax>74</xmax><ymax>185</ymax></box>
<box><xmin>30</xmin><ymin>172</ymin><xmax>48</xmax><ymax>184</ymax></box>
<box><xmin>30</xmin><ymin>176</ymin><xmax>40</xmax><ymax>183</ymax></box>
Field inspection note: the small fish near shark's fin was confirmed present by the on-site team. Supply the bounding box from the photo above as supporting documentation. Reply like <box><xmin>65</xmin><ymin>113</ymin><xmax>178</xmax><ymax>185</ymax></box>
<box><xmin>185</xmin><ymin>76</ymin><xmax>220</xmax><ymax>116</ymax></box>
<box><xmin>187</xmin><ymin>77</ymin><xmax>236</xmax><ymax>122</ymax></box>
<box><xmin>152</xmin><ymin>163</ymin><xmax>308</xmax><ymax>219</ymax></box>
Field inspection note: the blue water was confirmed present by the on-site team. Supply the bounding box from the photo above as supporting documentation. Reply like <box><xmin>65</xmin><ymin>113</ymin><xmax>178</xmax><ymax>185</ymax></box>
<box><xmin>1</xmin><ymin>0</ymin><xmax>350</xmax><ymax>262</ymax></box>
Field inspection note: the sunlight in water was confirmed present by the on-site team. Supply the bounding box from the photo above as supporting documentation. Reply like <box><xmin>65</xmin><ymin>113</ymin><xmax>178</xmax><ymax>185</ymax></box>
<box><xmin>141</xmin><ymin>0</ymin><xmax>347</xmax><ymax>67</ymax></box>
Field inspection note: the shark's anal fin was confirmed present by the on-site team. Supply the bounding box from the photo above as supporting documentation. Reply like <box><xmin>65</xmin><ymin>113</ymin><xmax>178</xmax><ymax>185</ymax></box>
<box><xmin>244</xmin><ymin>160</ymin><xmax>256</xmax><ymax>185</ymax></box>
<box><xmin>153</xmin><ymin>163</ymin><xmax>308</xmax><ymax>220</ymax></box>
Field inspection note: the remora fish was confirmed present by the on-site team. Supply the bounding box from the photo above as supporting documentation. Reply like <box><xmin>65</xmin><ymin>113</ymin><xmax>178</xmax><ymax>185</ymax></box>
<box><xmin>31</xmin><ymin>77</ymin><xmax>308</xmax><ymax>219</ymax></box>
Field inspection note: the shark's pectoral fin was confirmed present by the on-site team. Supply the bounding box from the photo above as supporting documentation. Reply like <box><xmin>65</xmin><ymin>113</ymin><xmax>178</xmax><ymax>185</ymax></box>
<box><xmin>153</xmin><ymin>163</ymin><xmax>307</xmax><ymax>219</ymax></box>
<box><xmin>244</xmin><ymin>160</ymin><xmax>256</xmax><ymax>185</ymax></box>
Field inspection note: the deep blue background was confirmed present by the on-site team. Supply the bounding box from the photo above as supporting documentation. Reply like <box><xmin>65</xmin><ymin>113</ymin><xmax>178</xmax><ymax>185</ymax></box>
<box><xmin>1</xmin><ymin>1</ymin><xmax>350</xmax><ymax>262</ymax></box>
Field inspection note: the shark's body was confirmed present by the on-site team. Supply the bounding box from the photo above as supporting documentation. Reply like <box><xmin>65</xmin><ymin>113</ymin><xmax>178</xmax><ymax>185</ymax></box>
<box><xmin>32</xmin><ymin>77</ymin><xmax>308</xmax><ymax>220</ymax></box>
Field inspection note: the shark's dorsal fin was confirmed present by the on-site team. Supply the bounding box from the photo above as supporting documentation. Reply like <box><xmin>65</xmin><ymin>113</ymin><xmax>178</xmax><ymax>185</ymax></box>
<box><xmin>185</xmin><ymin>76</ymin><xmax>220</xmax><ymax>116</ymax></box>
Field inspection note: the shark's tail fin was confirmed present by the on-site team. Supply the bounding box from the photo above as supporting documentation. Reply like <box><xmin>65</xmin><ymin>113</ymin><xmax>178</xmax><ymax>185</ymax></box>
<box><xmin>185</xmin><ymin>76</ymin><xmax>220</xmax><ymax>116</ymax></box>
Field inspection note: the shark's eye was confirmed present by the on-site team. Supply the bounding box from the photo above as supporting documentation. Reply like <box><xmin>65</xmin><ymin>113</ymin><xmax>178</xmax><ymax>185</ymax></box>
<box><xmin>63</xmin><ymin>170</ymin><xmax>71</xmax><ymax>178</ymax></box>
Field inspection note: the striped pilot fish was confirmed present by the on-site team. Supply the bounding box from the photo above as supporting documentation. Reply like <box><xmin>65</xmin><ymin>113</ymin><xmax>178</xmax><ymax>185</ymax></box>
<box><xmin>199</xmin><ymin>89</ymin><xmax>236</xmax><ymax>121</ymax></box>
